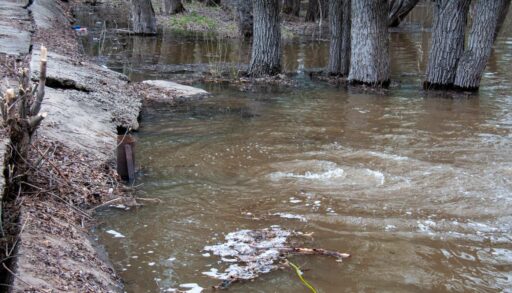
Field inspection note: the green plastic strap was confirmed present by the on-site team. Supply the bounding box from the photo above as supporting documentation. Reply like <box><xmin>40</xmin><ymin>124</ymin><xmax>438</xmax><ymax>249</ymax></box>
<box><xmin>287</xmin><ymin>260</ymin><xmax>318</xmax><ymax>293</ymax></box>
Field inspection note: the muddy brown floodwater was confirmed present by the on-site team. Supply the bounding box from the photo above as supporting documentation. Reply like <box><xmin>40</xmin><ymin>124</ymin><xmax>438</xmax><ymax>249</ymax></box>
<box><xmin>77</xmin><ymin>4</ymin><xmax>512</xmax><ymax>293</ymax></box>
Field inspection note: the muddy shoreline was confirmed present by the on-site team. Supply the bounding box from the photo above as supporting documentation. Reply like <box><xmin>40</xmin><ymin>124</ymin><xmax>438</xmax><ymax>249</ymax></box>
<box><xmin>0</xmin><ymin>0</ymin><xmax>202</xmax><ymax>291</ymax></box>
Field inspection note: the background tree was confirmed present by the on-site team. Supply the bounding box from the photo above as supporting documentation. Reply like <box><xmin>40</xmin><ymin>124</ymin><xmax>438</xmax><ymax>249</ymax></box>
<box><xmin>494</xmin><ymin>0</ymin><xmax>511</xmax><ymax>41</ymax></box>
<box><xmin>248</xmin><ymin>0</ymin><xmax>281</xmax><ymax>76</ymax></box>
<box><xmin>424</xmin><ymin>0</ymin><xmax>471</xmax><ymax>89</ymax></box>
<box><xmin>131</xmin><ymin>0</ymin><xmax>157</xmax><ymax>35</ymax></box>
<box><xmin>454</xmin><ymin>0</ymin><xmax>510</xmax><ymax>90</ymax></box>
<box><xmin>348</xmin><ymin>0</ymin><xmax>389</xmax><ymax>86</ymax></box>
<box><xmin>235</xmin><ymin>0</ymin><xmax>253</xmax><ymax>38</ymax></box>
<box><xmin>198</xmin><ymin>0</ymin><xmax>221</xmax><ymax>6</ymax></box>
<box><xmin>388</xmin><ymin>0</ymin><xmax>420</xmax><ymax>27</ymax></box>
<box><xmin>282</xmin><ymin>0</ymin><xmax>300</xmax><ymax>17</ymax></box>
<box><xmin>327</xmin><ymin>0</ymin><xmax>350</xmax><ymax>76</ymax></box>
<box><xmin>305</xmin><ymin>0</ymin><xmax>327</xmax><ymax>22</ymax></box>
<box><xmin>162</xmin><ymin>0</ymin><xmax>185</xmax><ymax>15</ymax></box>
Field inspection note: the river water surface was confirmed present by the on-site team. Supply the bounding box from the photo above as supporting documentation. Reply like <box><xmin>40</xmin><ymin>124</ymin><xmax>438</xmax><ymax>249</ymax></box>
<box><xmin>78</xmin><ymin>4</ymin><xmax>512</xmax><ymax>293</ymax></box>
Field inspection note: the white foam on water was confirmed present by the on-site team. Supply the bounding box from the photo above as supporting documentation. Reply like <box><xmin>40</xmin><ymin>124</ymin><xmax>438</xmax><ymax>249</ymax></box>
<box><xmin>270</xmin><ymin>168</ymin><xmax>345</xmax><ymax>181</ymax></box>
<box><xmin>417</xmin><ymin>220</ymin><xmax>437</xmax><ymax>235</ymax></box>
<box><xmin>106</xmin><ymin>229</ymin><xmax>125</xmax><ymax>238</ymax></box>
<box><xmin>179</xmin><ymin>283</ymin><xmax>203</xmax><ymax>293</ymax></box>
<box><xmin>368</xmin><ymin>151</ymin><xmax>409</xmax><ymax>161</ymax></box>
<box><xmin>202</xmin><ymin>227</ymin><xmax>292</xmax><ymax>281</ymax></box>
<box><xmin>272</xmin><ymin>212</ymin><xmax>307</xmax><ymax>222</ymax></box>
<box><xmin>365</xmin><ymin>169</ymin><xmax>385</xmax><ymax>185</ymax></box>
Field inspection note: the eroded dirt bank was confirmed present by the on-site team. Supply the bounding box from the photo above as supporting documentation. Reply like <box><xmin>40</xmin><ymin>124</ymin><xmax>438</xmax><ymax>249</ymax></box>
<box><xmin>0</xmin><ymin>0</ymin><xmax>193</xmax><ymax>291</ymax></box>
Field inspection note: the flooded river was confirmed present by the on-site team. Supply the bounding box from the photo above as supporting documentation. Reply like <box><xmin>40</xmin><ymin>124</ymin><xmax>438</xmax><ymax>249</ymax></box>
<box><xmin>78</xmin><ymin>4</ymin><xmax>512</xmax><ymax>293</ymax></box>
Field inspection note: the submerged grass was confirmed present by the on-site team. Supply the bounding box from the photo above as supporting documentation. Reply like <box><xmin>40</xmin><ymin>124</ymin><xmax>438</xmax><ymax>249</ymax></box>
<box><xmin>169</xmin><ymin>11</ymin><xmax>217</xmax><ymax>32</ymax></box>
<box><xmin>160</xmin><ymin>0</ymin><xmax>237</xmax><ymax>37</ymax></box>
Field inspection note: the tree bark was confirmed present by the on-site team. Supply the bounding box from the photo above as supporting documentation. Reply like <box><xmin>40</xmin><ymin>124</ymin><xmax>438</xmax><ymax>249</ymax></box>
<box><xmin>388</xmin><ymin>0</ymin><xmax>420</xmax><ymax>27</ymax></box>
<box><xmin>248</xmin><ymin>0</ymin><xmax>281</xmax><ymax>77</ymax></box>
<box><xmin>454</xmin><ymin>0</ymin><xmax>508</xmax><ymax>90</ymax></box>
<box><xmin>327</xmin><ymin>0</ymin><xmax>350</xmax><ymax>76</ymax></box>
<box><xmin>235</xmin><ymin>0</ymin><xmax>253</xmax><ymax>38</ymax></box>
<box><xmin>282</xmin><ymin>0</ymin><xmax>300</xmax><ymax>16</ymax></box>
<box><xmin>131</xmin><ymin>0</ymin><xmax>157</xmax><ymax>35</ymax></box>
<box><xmin>163</xmin><ymin>0</ymin><xmax>185</xmax><ymax>15</ymax></box>
<box><xmin>348</xmin><ymin>0</ymin><xmax>389</xmax><ymax>86</ymax></box>
<box><xmin>423</xmin><ymin>0</ymin><xmax>471</xmax><ymax>90</ymax></box>
<box><xmin>305</xmin><ymin>0</ymin><xmax>327</xmax><ymax>22</ymax></box>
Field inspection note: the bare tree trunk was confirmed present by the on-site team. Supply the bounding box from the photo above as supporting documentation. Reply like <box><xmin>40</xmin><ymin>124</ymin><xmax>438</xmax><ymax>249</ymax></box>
<box><xmin>348</xmin><ymin>0</ymin><xmax>389</xmax><ymax>86</ymax></box>
<box><xmin>388</xmin><ymin>0</ymin><xmax>420</xmax><ymax>27</ymax></box>
<box><xmin>248</xmin><ymin>0</ymin><xmax>281</xmax><ymax>77</ymax></box>
<box><xmin>163</xmin><ymin>0</ymin><xmax>185</xmax><ymax>15</ymax></box>
<box><xmin>235</xmin><ymin>0</ymin><xmax>253</xmax><ymax>38</ymax></box>
<box><xmin>327</xmin><ymin>0</ymin><xmax>350</xmax><ymax>76</ymax></box>
<box><xmin>423</xmin><ymin>0</ymin><xmax>471</xmax><ymax>90</ymax></box>
<box><xmin>131</xmin><ymin>0</ymin><xmax>157</xmax><ymax>35</ymax></box>
<box><xmin>282</xmin><ymin>0</ymin><xmax>300</xmax><ymax>16</ymax></box>
<box><xmin>454</xmin><ymin>0</ymin><xmax>508</xmax><ymax>90</ymax></box>
<box><xmin>305</xmin><ymin>0</ymin><xmax>327</xmax><ymax>22</ymax></box>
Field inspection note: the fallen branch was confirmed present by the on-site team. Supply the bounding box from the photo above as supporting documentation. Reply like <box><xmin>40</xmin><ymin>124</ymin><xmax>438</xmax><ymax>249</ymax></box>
<box><xmin>2</xmin><ymin>263</ymin><xmax>32</xmax><ymax>288</ymax></box>
<box><xmin>279</xmin><ymin>247</ymin><xmax>351</xmax><ymax>261</ymax></box>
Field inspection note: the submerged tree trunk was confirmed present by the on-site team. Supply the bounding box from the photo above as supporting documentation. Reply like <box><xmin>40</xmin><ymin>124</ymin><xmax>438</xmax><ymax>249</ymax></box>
<box><xmin>348</xmin><ymin>0</ymin><xmax>389</xmax><ymax>86</ymax></box>
<box><xmin>388</xmin><ymin>0</ymin><xmax>420</xmax><ymax>27</ymax></box>
<box><xmin>248</xmin><ymin>0</ymin><xmax>281</xmax><ymax>76</ymax></box>
<box><xmin>305</xmin><ymin>0</ymin><xmax>327</xmax><ymax>22</ymax></box>
<box><xmin>235</xmin><ymin>0</ymin><xmax>253</xmax><ymax>38</ymax></box>
<box><xmin>131</xmin><ymin>0</ymin><xmax>157</xmax><ymax>35</ymax></box>
<box><xmin>423</xmin><ymin>0</ymin><xmax>471</xmax><ymax>90</ymax></box>
<box><xmin>327</xmin><ymin>0</ymin><xmax>350</xmax><ymax>76</ymax></box>
<box><xmin>163</xmin><ymin>0</ymin><xmax>185</xmax><ymax>15</ymax></box>
<box><xmin>282</xmin><ymin>0</ymin><xmax>300</xmax><ymax>16</ymax></box>
<box><xmin>454</xmin><ymin>0</ymin><xmax>508</xmax><ymax>90</ymax></box>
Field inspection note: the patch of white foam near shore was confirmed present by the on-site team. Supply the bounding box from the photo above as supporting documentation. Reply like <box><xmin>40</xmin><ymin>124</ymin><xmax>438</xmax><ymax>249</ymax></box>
<box><xmin>202</xmin><ymin>226</ymin><xmax>291</xmax><ymax>280</ymax></box>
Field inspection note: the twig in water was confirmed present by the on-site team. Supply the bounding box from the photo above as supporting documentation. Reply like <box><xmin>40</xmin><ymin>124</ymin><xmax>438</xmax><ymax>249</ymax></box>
<box><xmin>2</xmin><ymin>263</ymin><xmax>32</xmax><ymax>288</ymax></box>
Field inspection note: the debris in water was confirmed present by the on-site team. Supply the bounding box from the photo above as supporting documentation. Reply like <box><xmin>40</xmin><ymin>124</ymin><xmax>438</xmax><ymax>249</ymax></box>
<box><xmin>289</xmin><ymin>197</ymin><xmax>303</xmax><ymax>203</ymax></box>
<box><xmin>106</xmin><ymin>229</ymin><xmax>125</xmax><ymax>238</ymax></box>
<box><xmin>202</xmin><ymin>226</ymin><xmax>350</xmax><ymax>289</ymax></box>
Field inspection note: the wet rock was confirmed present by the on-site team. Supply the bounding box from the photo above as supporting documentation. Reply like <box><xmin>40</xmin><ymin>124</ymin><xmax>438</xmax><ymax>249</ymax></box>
<box><xmin>142</xmin><ymin>80</ymin><xmax>210</xmax><ymax>103</ymax></box>
<box><xmin>39</xmin><ymin>88</ymin><xmax>116</xmax><ymax>159</ymax></box>
<box><xmin>30</xmin><ymin>0</ymin><xmax>69</xmax><ymax>29</ymax></box>
<box><xmin>0</xmin><ymin>0</ymin><xmax>31</xmax><ymax>56</ymax></box>
<box><xmin>30</xmin><ymin>48</ymin><xmax>142</xmax><ymax>158</ymax></box>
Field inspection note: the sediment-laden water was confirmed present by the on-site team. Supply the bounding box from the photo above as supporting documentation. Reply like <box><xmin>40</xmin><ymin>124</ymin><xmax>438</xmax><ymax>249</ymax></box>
<box><xmin>77</xmin><ymin>4</ymin><xmax>512</xmax><ymax>293</ymax></box>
